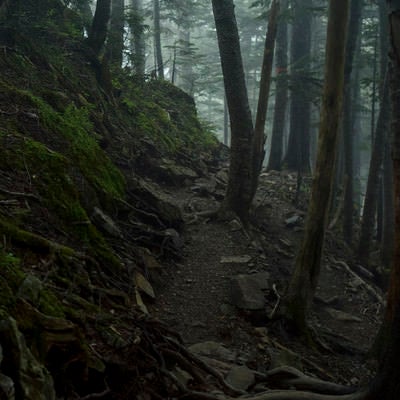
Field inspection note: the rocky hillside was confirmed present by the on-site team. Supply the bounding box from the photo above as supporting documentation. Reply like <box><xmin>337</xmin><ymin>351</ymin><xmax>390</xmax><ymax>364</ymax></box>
<box><xmin>0</xmin><ymin>6</ymin><xmax>222</xmax><ymax>399</ymax></box>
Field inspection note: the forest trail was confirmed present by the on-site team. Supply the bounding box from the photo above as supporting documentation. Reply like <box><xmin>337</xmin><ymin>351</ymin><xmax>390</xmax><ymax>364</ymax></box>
<box><xmin>150</xmin><ymin>166</ymin><xmax>383</xmax><ymax>386</ymax></box>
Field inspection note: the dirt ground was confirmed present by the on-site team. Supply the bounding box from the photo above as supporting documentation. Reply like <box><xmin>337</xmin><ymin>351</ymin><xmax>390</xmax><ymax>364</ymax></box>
<box><xmin>150</xmin><ymin>168</ymin><xmax>383</xmax><ymax>387</ymax></box>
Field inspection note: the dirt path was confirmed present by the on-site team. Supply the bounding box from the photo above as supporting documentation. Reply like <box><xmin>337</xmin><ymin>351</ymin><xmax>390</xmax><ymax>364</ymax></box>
<box><xmin>152</xmin><ymin>218</ymin><xmax>261</xmax><ymax>345</ymax></box>
<box><xmin>150</xmin><ymin>170</ymin><xmax>382</xmax><ymax>384</ymax></box>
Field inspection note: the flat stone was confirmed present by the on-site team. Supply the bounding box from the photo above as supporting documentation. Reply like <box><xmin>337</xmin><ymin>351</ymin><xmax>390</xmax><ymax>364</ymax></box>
<box><xmin>225</xmin><ymin>365</ymin><xmax>255</xmax><ymax>391</ymax></box>
<box><xmin>220</xmin><ymin>255</ymin><xmax>252</xmax><ymax>264</ymax></box>
<box><xmin>230</xmin><ymin>272</ymin><xmax>270</xmax><ymax>310</ymax></box>
<box><xmin>17</xmin><ymin>275</ymin><xmax>42</xmax><ymax>305</ymax></box>
<box><xmin>188</xmin><ymin>341</ymin><xmax>236</xmax><ymax>362</ymax></box>
<box><xmin>285</xmin><ymin>215</ymin><xmax>301</xmax><ymax>227</ymax></box>
<box><xmin>91</xmin><ymin>207</ymin><xmax>122</xmax><ymax>238</ymax></box>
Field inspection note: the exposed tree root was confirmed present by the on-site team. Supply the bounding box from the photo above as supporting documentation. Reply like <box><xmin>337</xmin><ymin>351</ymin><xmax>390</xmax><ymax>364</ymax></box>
<box><xmin>330</xmin><ymin>257</ymin><xmax>384</xmax><ymax>304</ymax></box>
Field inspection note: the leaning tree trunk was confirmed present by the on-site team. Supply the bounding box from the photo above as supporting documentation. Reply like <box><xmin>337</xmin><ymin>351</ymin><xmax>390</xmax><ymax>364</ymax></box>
<box><xmin>211</xmin><ymin>0</ymin><xmax>255</xmax><ymax>223</ymax></box>
<box><xmin>87</xmin><ymin>0</ymin><xmax>111</xmax><ymax>58</ymax></box>
<box><xmin>267</xmin><ymin>0</ymin><xmax>288</xmax><ymax>172</ymax></box>
<box><xmin>252</xmin><ymin>0</ymin><xmax>279</xmax><ymax>195</ymax></box>
<box><xmin>284</xmin><ymin>0</ymin><xmax>349</xmax><ymax>334</ymax></box>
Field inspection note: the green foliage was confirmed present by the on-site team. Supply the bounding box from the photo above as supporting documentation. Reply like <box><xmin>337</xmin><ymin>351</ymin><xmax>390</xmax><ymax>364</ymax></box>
<box><xmin>38</xmin><ymin>289</ymin><xmax>65</xmax><ymax>318</ymax></box>
<box><xmin>10</xmin><ymin>91</ymin><xmax>126</xmax><ymax>200</ymax></box>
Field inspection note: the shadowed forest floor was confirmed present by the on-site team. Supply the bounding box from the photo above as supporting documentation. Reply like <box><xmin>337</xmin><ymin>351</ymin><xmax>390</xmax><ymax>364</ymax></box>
<box><xmin>150</xmin><ymin>167</ymin><xmax>383</xmax><ymax>387</ymax></box>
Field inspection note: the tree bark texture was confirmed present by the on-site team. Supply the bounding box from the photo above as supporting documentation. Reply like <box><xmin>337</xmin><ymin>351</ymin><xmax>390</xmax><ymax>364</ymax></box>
<box><xmin>88</xmin><ymin>0</ymin><xmax>111</xmax><ymax>58</ymax></box>
<box><xmin>252</xmin><ymin>0</ymin><xmax>279</xmax><ymax>193</ymax></box>
<box><xmin>267</xmin><ymin>0</ymin><xmax>288</xmax><ymax>172</ymax></box>
<box><xmin>130</xmin><ymin>0</ymin><xmax>146</xmax><ymax>78</ymax></box>
<box><xmin>358</xmin><ymin>77</ymin><xmax>390</xmax><ymax>267</ymax></box>
<box><xmin>153</xmin><ymin>0</ymin><xmax>164</xmax><ymax>79</ymax></box>
<box><xmin>211</xmin><ymin>0</ymin><xmax>255</xmax><ymax>222</ymax></box>
<box><xmin>285</xmin><ymin>0</ymin><xmax>312</xmax><ymax>173</ymax></box>
<box><xmin>342</xmin><ymin>0</ymin><xmax>363</xmax><ymax>246</ymax></box>
<box><xmin>284</xmin><ymin>0</ymin><xmax>349</xmax><ymax>333</ymax></box>
<box><xmin>106</xmin><ymin>0</ymin><xmax>125</xmax><ymax>67</ymax></box>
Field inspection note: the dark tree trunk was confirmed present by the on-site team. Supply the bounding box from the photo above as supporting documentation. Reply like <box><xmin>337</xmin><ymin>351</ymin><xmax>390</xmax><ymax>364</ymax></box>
<box><xmin>366</xmin><ymin>4</ymin><xmax>400</xmax><ymax>396</ymax></box>
<box><xmin>211</xmin><ymin>0</ymin><xmax>255</xmax><ymax>222</ymax></box>
<box><xmin>223</xmin><ymin>95</ymin><xmax>229</xmax><ymax>146</ymax></box>
<box><xmin>130</xmin><ymin>0</ymin><xmax>146</xmax><ymax>78</ymax></box>
<box><xmin>267</xmin><ymin>0</ymin><xmax>288</xmax><ymax>172</ymax></box>
<box><xmin>342</xmin><ymin>0</ymin><xmax>363</xmax><ymax>246</ymax></box>
<box><xmin>153</xmin><ymin>0</ymin><xmax>164</xmax><ymax>79</ymax></box>
<box><xmin>87</xmin><ymin>0</ymin><xmax>111</xmax><ymax>58</ymax></box>
<box><xmin>285</xmin><ymin>0</ymin><xmax>312</xmax><ymax>173</ymax></box>
<box><xmin>358</xmin><ymin>76</ymin><xmax>390</xmax><ymax>267</ymax></box>
<box><xmin>382</xmin><ymin>140</ymin><xmax>395</xmax><ymax>267</ymax></box>
<box><xmin>252</xmin><ymin>0</ymin><xmax>279</xmax><ymax>193</ymax></box>
<box><xmin>106</xmin><ymin>0</ymin><xmax>125</xmax><ymax>67</ymax></box>
<box><xmin>284</xmin><ymin>0</ymin><xmax>349</xmax><ymax>334</ymax></box>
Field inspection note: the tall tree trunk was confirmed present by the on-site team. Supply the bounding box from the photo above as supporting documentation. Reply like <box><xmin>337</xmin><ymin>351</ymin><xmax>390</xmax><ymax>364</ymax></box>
<box><xmin>382</xmin><ymin>140</ymin><xmax>395</xmax><ymax>267</ymax></box>
<box><xmin>223</xmin><ymin>95</ymin><xmax>229</xmax><ymax>146</ymax></box>
<box><xmin>211</xmin><ymin>0</ymin><xmax>255</xmax><ymax>222</ymax></box>
<box><xmin>153</xmin><ymin>0</ymin><xmax>164</xmax><ymax>79</ymax></box>
<box><xmin>87</xmin><ymin>0</ymin><xmax>111</xmax><ymax>58</ymax></box>
<box><xmin>130</xmin><ymin>0</ymin><xmax>145</xmax><ymax>78</ymax></box>
<box><xmin>177</xmin><ymin>30</ymin><xmax>194</xmax><ymax>95</ymax></box>
<box><xmin>285</xmin><ymin>0</ymin><xmax>312</xmax><ymax>173</ymax></box>
<box><xmin>252</xmin><ymin>0</ymin><xmax>279</xmax><ymax>193</ymax></box>
<box><xmin>267</xmin><ymin>0</ymin><xmax>288</xmax><ymax>171</ymax></box>
<box><xmin>284</xmin><ymin>0</ymin><xmax>349</xmax><ymax>334</ymax></box>
<box><xmin>365</xmin><ymin>5</ymin><xmax>400</xmax><ymax>396</ymax></box>
<box><xmin>106</xmin><ymin>0</ymin><xmax>125</xmax><ymax>67</ymax></box>
<box><xmin>358</xmin><ymin>76</ymin><xmax>390</xmax><ymax>267</ymax></box>
<box><xmin>341</xmin><ymin>0</ymin><xmax>363</xmax><ymax>246</ymax></box>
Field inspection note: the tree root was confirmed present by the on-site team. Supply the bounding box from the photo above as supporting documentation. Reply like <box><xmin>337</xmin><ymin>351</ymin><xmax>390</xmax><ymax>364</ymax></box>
<box><xmin>330</xmin><ymin>257</ymin><xmax>384</xmax><ymax>304</ymax></box>
<box><xmin>260</xmin><ymin>366</ymin><xmax>356</xmax><ymax>395</ymax></box>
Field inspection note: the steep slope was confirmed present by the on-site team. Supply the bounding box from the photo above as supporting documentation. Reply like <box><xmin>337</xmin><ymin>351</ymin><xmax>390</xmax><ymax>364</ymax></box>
<box><xmin>0</xmin><ymin>4</ymin><xmax>219</xmax><ymax>398</ymax></box>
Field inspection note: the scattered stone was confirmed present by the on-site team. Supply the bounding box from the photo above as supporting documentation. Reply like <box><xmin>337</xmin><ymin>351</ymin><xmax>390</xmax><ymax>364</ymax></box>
<box><xmin>278</xmin><ymin>238</ymin><xmax>292</xmax><ymax>249</ymax></box>
<box><xmin>225</xmin><ymin>365</ymin><xmax>255</xmax><ymax>391</ymax></box>
<box><xmin>0</xmin><ymin>318</ymin><xmax>56</xmax><ymax>400</ymax></box>
<box><xmin>0</xmin><ymin>373</ymin><xmax>15</xmax><ymax>400</ymax></box>
<box><xmin>135</xmin><ymin>289</ymin><xmax>149</xmax><ymax>314</ymax></box>
<box><xmin>134</xmin><ymin>272</ymin><xmax>155</xmax><ymax>299</ymax></box>
<box><xmin>17</xmin><ymin>275</ymin><xmax>42</xmax><ymax>305</ymax></box>
<box><xmin>164</xmin><ymin>228</ymin><xmax>184</xmax><ymax>249</ymax></box>
<box><xmin>285</xmin><ymin>215</ymin><xmax>302</xmax><ymax>228</ymax></box>
<box><xmin>269</xmin><ymin>348</ymin><xmax>303</xmax><ymax>371</ymax></box>
<box><xmin>188</xmin><ymin>341</ymin><xmax>236</xmax><ymax>363</ymax></box>
<box><xmin>215</xmin><ymin>170</ymin><xmax>229</xmax><ymax>185</ymax></box>
<box><xmin>228</xmin><ymin>219</ymin><xmax>242</xmax><ymax>231</ymax></box>
<box><xmin>254</xmin><ymin>327</ymin><xmax>269</xmax><ymax>338</ymax></box>
<box><xmin>220</xmin><ymin>255</ymin><xmax>252</xmax><ymax>264</ymax></box>
<box><xmin>230</xmin><ymin>272</ymin><xmax>270</xmax><ymax>310</ymax></box>
<box><xmin>91</xmin><ymin>207</ymin><xmax>122</xmax><ymax>238</ymax></box>
<box><xmin>154</xmin><ymin>158</ymin><xmax>198</xmax><ymax>185</ymax></box>
<box><xmin>326</xmin><ymin>308</ymin><xmax>362</xmax><ymax>323</ymax></box>
<box><xmin>274</xmin><ymin>245</ymin><xmax>293</xmax><ymax>258</ymax></box>
<box><xmin>172</xmin><ymin>366</ymin><xmax>193</xmax><ymax>387</ymax></box>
